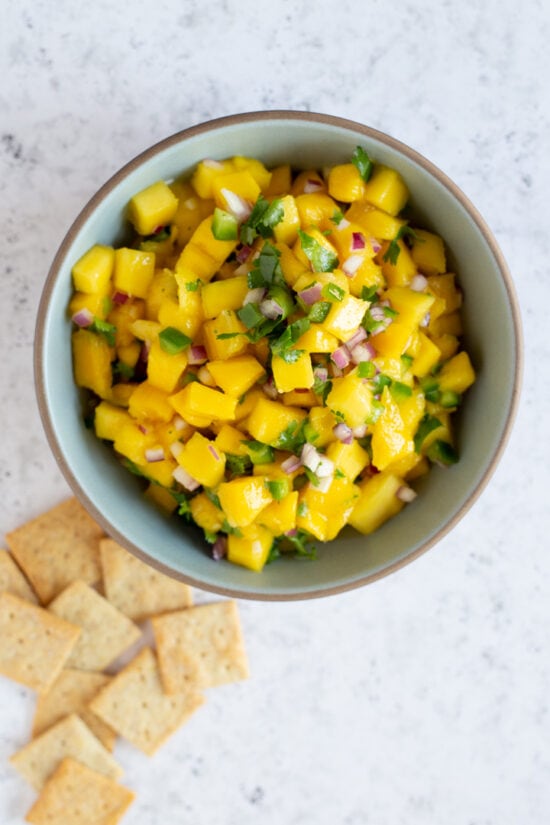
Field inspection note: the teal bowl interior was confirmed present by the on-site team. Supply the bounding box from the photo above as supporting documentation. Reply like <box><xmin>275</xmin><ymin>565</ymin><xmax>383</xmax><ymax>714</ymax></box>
<box><xmin>34</xmin><ymin>111</ymin><xmax>522</xmax><ymax>600</ymax></box>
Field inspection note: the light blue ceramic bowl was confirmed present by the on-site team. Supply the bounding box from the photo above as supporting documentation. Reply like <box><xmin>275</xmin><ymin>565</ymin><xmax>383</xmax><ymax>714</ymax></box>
<box><xmin>34</xmin><ymin>111</ymin><xmax>522</xmax><ymax>600</ymax></box>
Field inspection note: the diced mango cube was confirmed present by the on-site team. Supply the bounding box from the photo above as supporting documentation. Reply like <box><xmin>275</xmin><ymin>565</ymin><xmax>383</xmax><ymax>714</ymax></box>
<box><xmin>147</xmin><ymin>339</ymin><xmax>188</xmax><ymax>393</ymax></box>
<box><xmin>326</xmin><ymin>372</ymin><xmax>373</xmax><ymax>428</ymax></box>
<box><xmin>128</xmin><ymin>381</ymin><xmax>174</xmax><ymax>423</ymax></box>
<box><xmin>114</xmin><ymin>421</ymin><xmax>156</xmax><ymax>465</ymax></box>
<box><xmin>348</xmin><ymin>472</ymin><xmax>405</xmax><ymax>534</ymax></box>
<box><xmin>177</xmin><ymin>432</ymin><xmax>226</xmax><ymax>488</ymax></box>
<box><xmin>411</xmin><ymin>333</ymin><xmax>441</xmax><ymax>378</ymax></box>
<box><xmin>322</xmin><ymin>294</ymin><xmax>369</xmax><ymax>341</ymax></box>
<box><xmin>227</xmin><ymin>523</ymin><xmax>274</xmax><ymax>572</ymax></box>
<box><xmin>297</xmin><ymin>476</ymin><xmax>359</xmax><ymax>541</ymax></box>
<box><xmin>306</xmin><ymin>406</ymin><xmax>339</xmax><ymax>447</ymax></box>
<box><xmin>94</xmin><ymin>401</ymin><xmax>133</xmax><ymax>441</ymax></box>
<box><xmin>201</xmin><ymin>275</ymin><xmax>249</xmax><ymax>319</ymax></box>
<box><xmin>295</xmin><ymin>325</ymin><xmax>339</xmax><ymax>353</ymax></box>
<box><xmin>207</xmin><ymin>354</ymin><xmax>265</xmax><ymax>397</ymax></box>
<box><xmin>69</xmin><ymin>291</ymin><xmax>110</xmax><ymax>321</ymax></box>
<box><xmin>190</xmin><ymin>158</ymin><xmax>235</xmax><ymax>199</ymax></box>
<box><xmin>214</xmin><ymin>424</ymin><xmax>248</xmax><ymax>456</ymax></box>
<box><xmin>246</xmin><ymin>398</ymin><xmax>307</xmax><ymax>446</ymax></box>
<box><xmin>273</xmin><ymin>195</ymin><xmax>300</xmax><ymax>245</ymax></box>
<box><xmin>218</xmin><ymin>476</ymin><xmax>272</xmax><ymax>528</ymax></box>
<box><xmin>202</xmin><ymin>310</ymin><xmax>248</xmax><ymax>361</ymax></box>
<box><xmin>169</xmin><ymin>381</ymin><xmax>237</xmax><ymax>423</ymax></box>
<box><xmin>212</xmin><ymin>170</ymin><xmax>261</xmax><ymax>210</ymax></box>
<box><xmin>190</xmin><ymin>492</ymin><xmax>224</xmax><ymax>534</ymax></box>
<box><xmin>264</xmin><ymin>164</ymin><xmax>292</xmax><ymax>197</ymax></box>
<box><xmin>427</xmin><ymin>273</ymin><xmax>463</xmax><ymax>314</ymax></box>
<box><xmin>114</xmin><ymin>248</ymin><xmax>156</xmax><ymax>298</ymax></box>
<box><xmin>257</xmin><ymin>491</ymin><xmax>298</xmax><ymax>536</ymax></box>
<box><xmin>345</xmin><ymin>201</ymin><xmax>406</xmax><ymax>240</ymax></box>
<box><xmin>127</xmin><ymin>180</ymin><xmax>179</xmax><ymax>236</ymax></box>
<box><xmin>371</xmin><ymin>386</ymin><xmax>414</xmax><ymax>471</ymax></box>
<box><xmin>72</xmin><ymin>245</ymin><xmax>114</xmax><ymax>295</ymax></box>
<box><xmin>272</xmin><ymin>351</ymin><xmax>314</xmax><ymax>393</ymax></box>
<box><xmin>328</xmin><ymin>164</ymin><xmax>366</xmax><ymax>202</ymax></box>
<box><xmin>363</xmin><ymin>165</ymin><xmax>409</xmax><ymax>216</ymax></box>
<box><xmin>72</xmin><ymin>329</ymin><xmax>113</xmax><ymax>398</ymax></box>
<box><xmin>437</xmin><ymin>351</ymin><xmax>475</xmax><ymax>394</ymax></box>
<box><xmin>410</xmin><ymin>229</ymin><xmax>446</xmax><ymax>275</ymax></box>
<box><xmin>380</xmin><ymin>240</ymin><xmax>417</xmax><ymax>287</ymax></box>
<box><xmin>326</xmin><ymin>439</ymin><xmax>370</xmax><ymax>481</ymax></box>
<box><xmin>295</xmin><ymin>193</ymin><xmax>339</xmax><ymax>230</ymax></box>
<box><xmin>232</xmin><ymin>156</ymin><xmax>272</xmax><ymax>191</ymax></box>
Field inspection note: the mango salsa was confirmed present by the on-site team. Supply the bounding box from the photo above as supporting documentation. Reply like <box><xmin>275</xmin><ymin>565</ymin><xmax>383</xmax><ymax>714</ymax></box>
<box><xmin>69</xmin><ymin>145</ymin><xmax>476</xmax><ymax>572</ymax></box>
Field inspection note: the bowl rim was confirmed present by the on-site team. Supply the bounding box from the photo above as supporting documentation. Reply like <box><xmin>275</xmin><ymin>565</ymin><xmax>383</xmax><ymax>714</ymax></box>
<box><xmin>34</xmin><ymin>109</ymin><xmax>523</xmax><ymax>601</ymax></box>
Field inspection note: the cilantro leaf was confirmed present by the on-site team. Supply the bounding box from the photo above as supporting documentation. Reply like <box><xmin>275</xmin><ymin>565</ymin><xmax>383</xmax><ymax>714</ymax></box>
<box><xmin>298</xmin><ymin>230</ymin><xmax>338</xmax><ymax>273</ymax></box>
<box><xmin>351</xmin><ymin>146</ymin><xmax>374</xmax><ymax>181</ymax></box>
<box><xmin>247</xmin><ymin>242</ymin><xmax>285</xmax><ymax>289</ymax></box>
<box><xmin>274</xmin><ymin>419</ymin><xmax>307</xmax><ymax>454</ymax></box>
<box><xmin>383</xmin><ymin>226</ymin><xmax>424</xmax><ymax>265</ymax></box>
<box><xmin>270</xmin><ymin>317</ymin><xmax>310</xmax><ymax>363</ymax></box>
<box><xmin>90</xmin><ymin>318</ymin><xmax>116</xmax><ymax>347</ymax></box>
<box><xmin>225</xmin><ymin>453</ymin><xmax>252</xmax><ymax>478</ymax></box>
<box><xmin>308</xmin><ymin>301</ymin><xmax>331</xmax><ymax>323</ymax></box>
<box><xmin>332</xmin><ymin>209</ymin><xmax>344</xmax><ymax>225</ymax></box>
<box><xmin>413</xmin><ymin>414</ymin><xmax>442</xmax><ymax>452</ymax></box>
<box><xmin>240</xmin><ymin>196</ymin><xmax>284</xmax><ymax>244</ymax></box>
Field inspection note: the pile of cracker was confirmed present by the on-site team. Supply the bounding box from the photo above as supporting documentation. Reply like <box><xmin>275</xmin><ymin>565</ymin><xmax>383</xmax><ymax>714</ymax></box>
<box><xmin>1</xmin><ymin>497</ymin><xmax>249</xmax><ymax>825</ymax></box>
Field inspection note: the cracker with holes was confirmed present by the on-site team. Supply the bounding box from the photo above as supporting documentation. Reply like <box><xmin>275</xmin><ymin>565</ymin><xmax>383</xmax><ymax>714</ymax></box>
<box><xmin>151</xmin><ymin>600</ymin><xmax>249</xmax><ymax>692</ymax></box>
<box><xmin>32</xmin><ymin>669</ymin><xmax>117</xmax><ymax>752</ymax></box>
<box><xmin>0</xmin><ymin>592</ymin><xmax>80</xmax><ymax>693</ymax></box>
<box><xmin>89</xmin><ymin>647</ymin><xmax>204</xmax><ymax>755</ymax></box>
<box><xmin>10</xmin><ymin>713</ymin><xmax>123</xmax><ymax>791</ymax></box>
<box><xmin>48</xmin><ymin>580</ymin><xmax>142</xmax><ymax>672</ymax></box>
<box><xmin>99</xmin><ymin>537</ymin><xmax>193</xmax><ymax>622</ymax></box>
<box><xmin>6</xmin><ymin>498</ymin><xmax>104</xmax><ymax>604</ymax></box>
<box><xmin>0</xmin><ymin>547</ymin><xmax>38</xmax><ymax>602</ymax></box>
<box><xmin>25</xmin><ymin>757</ymin><xmax>135</xmax><ymax>825</ymax></box>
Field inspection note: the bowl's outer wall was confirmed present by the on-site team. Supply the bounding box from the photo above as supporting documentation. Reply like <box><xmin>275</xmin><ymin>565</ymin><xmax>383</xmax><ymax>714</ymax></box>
<box><xmin>35</xmin><ymin>112</ymin><xmax>522</xmax><ymax>599</ymax></box>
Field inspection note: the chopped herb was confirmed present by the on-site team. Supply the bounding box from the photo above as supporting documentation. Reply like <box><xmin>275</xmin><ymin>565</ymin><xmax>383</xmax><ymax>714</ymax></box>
<box><xmin>170</xmin><ymin>490</ymin><xmax>193</xmax><ymax>520</ymax></box>
<box><xmin>372</xmin><ymin>373</ymin><xmax>392</xmax><ymax>394</ymax></box>
<box><xmin>361</xmin><ymin>285</ymin><xmax>379</xmax><ymax>303</ymax></box>
<box><xmin>274</xmin><ymin>419</ymin><xmax>307</xmax><ymax>454</ymax></box>
<box><xmin>413</xmin><ymin>414</ymin><xmax>442</xmax><ymax>452</ymax></box>
<box><xmin>159</xmin><ymin>326</ymin><xmax>192</xmax><ymax>354</ymax></box>
<box><xmin>308</xmin><ymin>301</ymin><xmax>331</xmax><ymax>323</ymax></box>
<box><xmin>142</xmin><ymin>225</ymin><xmax>171</xmax><ymax>242</ymax></box>
<box><xmin>266</xmin><ymin>479</ymin><xmax>290</xmax><ymax>500</ymax></box>
<box><xmin>203</xmin><ymin>530</ymin><xmax>218</xmax><ymax>544</ymax></box>
<box><xmin>439</xmin><ymin>390</ymin><xmax>462</xmax><ymax>408</ymax></box>
<box><xmin>284</xmin><ymin>529</ymin><xmax>317</xmax><ymax>559</ymax></box>
<box><xmin>298</xmin><ymin>230</ymin><xmax>338</xmax><ymax>273</ymax></box>
<box><xmin>266</xmin><ymin>541</ymin><xmax>281</xmax><ymax>564</ymax></box>
<box><xmin>303</xmin><ymin>466</ymin><xmax>320</xmax><ymax>486</ymax></box>
<box><xmin>332</xmin><ymin>209</ymin><xmax>345</xmax><ymax>225</ymax></box>
<box><xmin>365</xmin><ymin>399</ymin><xmax>384</xmax><ymax>424</ymax></box>
<box><xmin>225</xmin><ymin>453</ymin><xmax>252</xmax><ymax>477</ymax></box>
<box><xmin>312</xmin><ymin>372</ymin><xmax>332</xmax><ymax>401</ymax></box>
<box><xmin>357</xmin><ymin>361</ymin><xmax>376</xmax><ymax>379</ymax></box>
<box><xmin>240</xmin><ymin>196</ymin><xmax>284</xmax><ymax>245</ymax></box>
<box><xmin>247</xmin><ymin>242</ymin><xmax>284</xmax><ymax>288</ymax></box>
<box><xmin>351</xmin><ymin>146</ymin><xmax>374</xmax><ymax>182</ymax></box>
<box><xmin>204</xmin><ymin>489</ymin><xmax>222</xmax><ymax>510</ymax></box>
<box><xmin>243</xmin><ymin>440</ymin><xmax>274</xmax><ymax>465</ymax></box>
<box><xmin>113</xmin><ymin>361</ymin><xmax>134</xmax><ymax>380</ymax></box>
<box><xmin>221</xmin><ymin>519</ymin><xmax>243</xmax><ymax>537</ymax></box>
<box><xmin>321</xmin><ymin>282</ymin><xmax>345</xmax><ymax>302</ymax></box>
<box><xmin>216</xmin><ymin>331</ymin><xmax>242</xmax><ymax>340</ymax></box>
<box><xmin>383</xmin><ymin>226</ymin><xmax>424</xmax><ymax>265</ymax></box>
<box><xmin>270</xmin><ymin>317</ymin><xmax>310</xmax><ymax>363</ymax></box>
<box><xmin>335</xmin><ymin>468</ymin><xmax>346</xmax><ymax>479</ymax></box>
<box><xmin>426</xmin><ymin>439</ymin><xmax>458</xmax><ymax>466</ymax></box>
<box><xmin>182</xmin><ymin>371</ymin><xmax>199</xmax><ymax>384</ymax></box>
<box><xmin>90</xmin><ymin>318</ymin><xmax>116</xmax><ymax>347</ymax></box>
<box><xmin>185</xmin><ymin>279</ymin><xmax>201</xmax><ymax>292</ymax></box>
<box><xmin>401</xmin><ymin>354</ymin><xmax>414</xmax><ymax>369</ymax></box>
<box><xmin>297</xmin><ymin>501</ymin><xmax>309</xmax><ymax>517</ymax></box>
<box><xmin>212</xmin><ymin>208</ymin><xmax>238</xmax><ymax>240</ymax></box>
<box><xmin>237</xmin><ymin>302</ymin><xmax>264</xmax><ymax>329</ymax></box>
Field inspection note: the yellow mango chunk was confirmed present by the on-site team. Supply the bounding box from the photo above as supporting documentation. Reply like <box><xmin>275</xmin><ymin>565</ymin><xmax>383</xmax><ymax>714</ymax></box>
<box><xmin>258</xmin><ymin>491</ymin><xmax>298</xmax><ymax>536</ymax></box>
<box><xmin>139</xmin><ymin>456</ymin><xmax>178</xmax><ymax>488</ymax></box>
<box><xmin>348</xmin><ymin>472</ymin><xmax>405</xmax><ymax>534</ymax></box>
<box><xmin>306</xmin><ymin>406</ymin><xmax>339</xmax><ymax>448</ymax></box>
<box><xmin>72</xmin><ymin>245</ymin><xmax>114</xmax><ymax>295</ymax></box>
<box><xmin>328</xmin><ymin>164</ymin><xmax>366</xmax><ymax>202</ymax></box>
<box><xmin>114</xmin><ymin>248</ymin><xmax>156</xmax><ymax>298</ymax></box>
<box><xmin>326</xmin><ymin>372</ymin><xmax>373</xmax><ymax>429</ymax></box>
<box><xmin>169</xmin><ymin>381</ymin><xmax>237</xmax><ymax>422</ymax></box>
<box><xmin>348</xmin><ymin>258</ymin><xmax>385</xmax><ymax>297</ymax></box>
<box><xmin>272</xmin><ymin>195</ymin><xmax>300</xmax><ymax>245</ymax></box>
<box><xmin>371</xmin><ymin>386</ymin><xmax>414</xmax><ymax>471</ymax></box>
<box><xmin>128</xmin><ymin>180</ymin><xmax>179</xmax><ymax>236</ymax></box>
<box><xmin>190</xmin><ymin>492</ymin><xmax>224</xmax><ymax>534</ymax></box>
<box><xmin>94</xmin><ymin>401</ymin><xmax>133</xmax><ymax>441</ymax></box>
<box><xmin>176</xmin><ymin>242</ymin><xmax>219</xmax><ymax>281</ymax></box>
<box><xmin>326</xmin><ymin>439</ymin><xmax>370</xmax><ymax>481</ymax></box>
<box><xmin>201</xmin><ymin>275</ymin><xmax>249</xmax><ymax>319</ymax></box>
<box><xmin>276</xmin><ymin>242</ymin><xmax>309</xmax><ymax>286</ymax></box>
<box><xmin>212</xmin><ymin>170</ymin><xmax>261</xmax><ymax>209</ymax></box>
<box><xmin>363</xmin><ymin>166</ymin><xmax>409</xmax><ymax>216</ymax></box>
<box><xmin>190</xmin><ymin>158</ymin><xmax>235</xmax><ymax>199</ymax></box>
<box><xmin>410</xmin><ymin>229</ymin><xmax>446</xmax><ymax>275</ymax></box>
<box><xmin>227</xmin><ymin>524</ymin><xmax>274</xmax><ymax>572</ymax></box>
<box><xmin>264</xmin><ymin>164</ymin><xmax>291</xmax><ymax>197</ymax></box>
<box><xmin>114</xmin><ymin>421</ymin><xmax>156</xmax><ymax>465</ymax></box>
<box><xmin>437</xmin><ymin>351</ymin><xmax>476</xmax><ymax>394</ymax></box>
<box><xmin>384</xmin><ymin>287</ymin><xmax>435</xmax><ymax>331</ymax></box>
<box><xmin>189</xmin><ymin>216</ymin><xmax>239</xmax><ymax>263</ymax></box>
<box><xmin>322</xmin><ymin>294</ymin><xmax>369</xmax><ymax>342</ymax></box>
<box><xmin>72</xmin><ymin>329</ymin><xmax>113</xmax><ymax>398</ymax></box>
<box><xmin>232</xmin><ymin>156</ymin><xmax>272</xmax><ymax>190</ymax></box>
<box><xmin>177</xmin><ymin>432</ymin><xmax>226</xmax><ymax>488</ymax></box>
<box><xmin>69</xmin><ymin>291</ymin><xmax>110</xmax><ymax>321</ymax></box>
<box><xmin>371</xmin><ymin>322</ymin><xmax>413</xmax><ymax>359</ymax></box>
<box><xmin>128</xmin><ymin>381</ymin><xmax>174</xmax><ymax>423</ymax></box>
<box><xmin>158</xmin><ymin>297</ymin><xmax>201</xmax><ymax>340</ymax></box>
<box><xmin>427</xmin><ymin>273</ymin><xmax>463</xmax><ymax>314</ymax></box>
<box><xmin>208</xmin><ymin>354</ymin><xmax>265</xmax><ymax>397</ymax></box>
<box><xmin>295</xmin><ymin>325</ymin><xmax>339</xmax><ymax>353</ymax></box>
<box><xmin>247</xmin><ymin>398</ymin><xmax>307</xmax><ymax>446</ymax></box>
<box><xmin>295</xmin><ymin>193</ymin><xmax>339</xmax><ymax>229</ymax></box>
<box><xmin>147</xmin><ymin>339</ymin><xmax>188</xmax><ymax>393</ymax></box>
<box><xmin>214</xmin><ymin>424</ymin><xmax>248</xmax><ymax>456</ymax></box>
<box><xmin>202</xmin><ymin>310</ymin><xmax>248</xmax><ymax>361</ymax></box>
<box><xmin>145</xmin><ymin>483</ymin><xmax>178</xmax><ymax>513</ymax></box>
<box><xmin>411</xmin><ymin>333</ymin><xmax>441</xmax><ymax>378</ymax></box>
<box><xmin>297</xmin><ymin>477</ymin><xmax>359</xmax><ymax>541</ymax></box>
<box><xmin>272</xmin><ymin>352</ymin><xmax>314</xmax><ymax>393</ymax></box>
<box><xmin>218</xmin><ymin>476</ymin><xmax>272</xmax><ymax>528</ymax></box>
<box><xmin>380</xmin><ymin>240</ymin><xmax>417</xmax><ymax>287</ymax></box>
<box><xmin>170</xmin><ymin>180</ymin><xmax>212</xmax><ymax>245</ymax></box>
<box><xmin>345</xmin><ymin>201</ymin><xmax>406</xmax><ymax>240</ymax></box>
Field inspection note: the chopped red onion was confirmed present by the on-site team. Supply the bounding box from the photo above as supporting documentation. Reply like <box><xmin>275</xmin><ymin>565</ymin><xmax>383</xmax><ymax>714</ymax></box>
<box><xmin>410</xmin><ymin>274</ymin><xmax>428</xmax><ymax>292</ymax></box>
<box><xmin>281</xmin><ymin>455</ymin><xmax>302</xmax><ymax>474</ymax></box>
<box><xmin>335</xmin><ymin>218</ymin><xmax>350</xmax><ymax>231</ymax></box>
<box><xmin>331</xmin><ymin>346</ymin><xmax>351</xmax><ymax>370</ymax></box>
<box><xmin>236</xmin><ymin>245</ymin><xmax>253</xmax><ymax>263</ymax></box>
<box><xmin>370</xmin><ymin>237</ymin><xmax>382</xmax><ymax>253</ymax></box>
<box><xmin>397</xmin><ymin>485</ymin><xmax>418</xmax><ymax>503</ymax></box>
<box><xmin>170</xmin><ymin>441</ymin><xmax>184</xmax><ymax>459</ymax></box>
<box><xmin>145</xmin><ymin>446</ymin><xmax>165</xmax><ymax>463</ymax></box>
<box><xmin>262</xmin><ymin>377</ymin><xmax>279</xmax><ymax>399</ymax></box>
<box><xmin>187</xmin><ymin>345</ymin><xmax>207</xmax><ymax>365</ymax></box>
<box><xmin>342</xmin><ymin>254</ymin><xmax>364</xmax><ymax>276</ymax></box>
<box><xmin>172</xmin><ymin>465</ymin><xmax>200</xmax><ymax>492</ymax></box>
<box><xmin>350</xmin><ymin>342</ymin><xmax>375</xmax><ymax>364</ymax></box>
<box><xmin>212</xmin><ymin>535</ymin><xmax>227</xmax><ymax>561</ymax></box>
<box><xmin>298</xmin><ymin>283</ymin><xmax>322</xmax><ymax>305</ymax></box>
<box><xmin>345</xmin><ymin>326</ymin><xmax>367</xmax><ymax>350</ymax></box>
<box><xmin>333</xmin><ymin>422</ymin><xmax>353</xmax><ymax>444</ymax></box>
<box><xmin>221</xmin><ymin>188</ymin><xmax>252</xmax><ymax>221</ymax></box>
<box><xmin>352</xmin><ymin>231</ymin><xmax>366</xmax><ymax>250</ymax></box>
<box><xmin>243</xmin><ymin>287</ymin><xmax>266</xmax><ymax>305</ymax></box>
<box><xmin>71</xmin><ymin>308</ymin><xmax>94</xmax><ymax>328</ymax></box>
<box><xmin>138</xmin><ymin>424</ymin><xmax>149</xmax><ymax>434</ymax></box>
<box><xmin>352</xmin><ymin>424</ymin><xmax>368</xmax><ymax>438</ymax></box>
<box><xmin>303</xmin><ymin>178</ymin><xmax>324</xmax><ymax>193</ymax></box>
<box><xmin>286</xmin><ymin>528</ymin><xmax>298</xmax><ymax>538</ymax></box>
<box><xmin>112</xmin><ymin>290</ymin><xmax>129</xmax><ymax>305</ymax></box>
<box><xmin>420</xmin><ymin>311</ymin><xmax>431</xmax><ymax>328</ymax></box>
<box><xmin>260</xmin><ymin>298</ymin><xmax>283</xmax><ymax>319</ymax></box>
<box><xmin>208</xmin><ymin>444</ymin><xmax>220</xmax><ymax>461</ymax></box>
<box><xmin>369</xmin><ymin>305</ymin><xmax>387</xmax><ymax>322</ymax></box>
<box><xmin>313</xmin><ymin>366</ymin><xmax>328</xmax><ymax>384</ymax></box>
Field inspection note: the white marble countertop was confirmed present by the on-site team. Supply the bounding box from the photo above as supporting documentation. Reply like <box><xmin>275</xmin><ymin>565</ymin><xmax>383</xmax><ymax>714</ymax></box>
<box><xmin>1</xmin><ymin>1</ymin><xmax>549</xmax><ymax>822</ymax></box>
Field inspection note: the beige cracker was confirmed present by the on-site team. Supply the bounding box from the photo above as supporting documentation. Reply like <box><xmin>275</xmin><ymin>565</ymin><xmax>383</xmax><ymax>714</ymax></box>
<box><xmin>152</xmin><ymin>600</ymin><xmax>249</xmax><ymax>692</ymax></box>
<box><xmin>32</xmin><ymin>668</ymin><xmax>117</xmax><ymax>752</ymax></box>
<box><xmin>0</xmin><ymin>592</ymin><xmax>80</xmax><ymax>693</ymax></box>
<box><xmin>89</xmin><ymin>646</ymin><xmax>204</xmax><ymax>755</ymax></box>
<box><xmin>25</xmin><ymin>757</ymin><xmax>135</xmax><ymax>825</ymax></box>
<box><xmin>10</xmin><ymin>713</ymin><xmax>123</xmax><ymax>791</ymax></box>
<box><xmin>48</xmin><ymin>580</ymin><xmax>142</xmax><ymax>671</ymax></box>
<box><xmin>6</xmin><ymin>497</ymin><xmax>104</xmax><ymax>604</ymax></box>
<box><xmin>99</xmin><ymin>537</ymin><xmax>193</xmax><ymax>622</ymax></box>
<box><xmin>0</xmin><ymin>547</ymin><xmax>38</xmax><ymax>603</ymax></box>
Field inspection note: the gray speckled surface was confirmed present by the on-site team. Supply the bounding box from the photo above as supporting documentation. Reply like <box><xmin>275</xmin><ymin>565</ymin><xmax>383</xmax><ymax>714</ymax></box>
<box><xmin>0</xmin><ymin>1</ymin><xmax>548</xmax><ymax>823</ymax></box>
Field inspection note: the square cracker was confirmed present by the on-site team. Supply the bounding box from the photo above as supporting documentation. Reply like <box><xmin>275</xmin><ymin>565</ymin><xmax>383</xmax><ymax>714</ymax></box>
<box><xmin>48</xmin><ymin>580</ymin><xmax>142</xmax><ymax>672</ymax></box>
<box><xmin>100</xmin><ymin>537</ymin><xmax>193</xmax><ymax>622</ymax></box>
<box><xmin>10</xmin><ymin>713</ymin><xmax>122</xmax><ymax>791</ymax></box>
<box><xmin>25</xmin><ymin>757</ymin><xmax>135</xmax><ymax>825</ymax></box>
<box><xmin>152</xmin><ymin>600</ymin><xmax>249</xmax><ymax>692</ymax></box>
<box><xmin>89</xmin><ymin>647</ymin><xmax>204</xmax><ymax>756</ymax></box>
<box><xmin>33</xmin><ymin>669</ymin><xmax>117</xmax><ymax>752</ymax></box>
<box><xmin>6</xmin><ymin>497</ymin><xmax>104</xmax><ymax>604</ymax></box>
<box><xmin>0</xmin><ymin>592</ymin><xmax>80</xmax><ymax>693</ymax></box>
<box><xmin>0</xmin><ymin>547</ymin><xmax>38</xmax><ymax>603</ymax></box>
